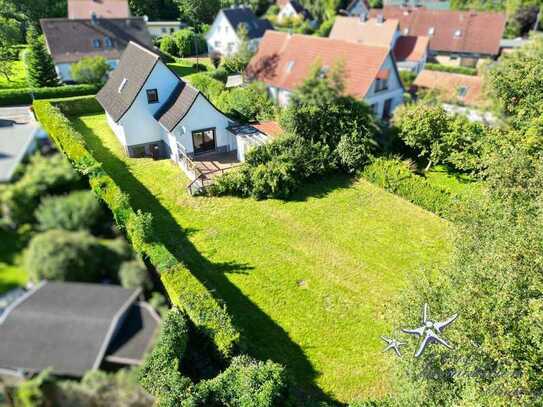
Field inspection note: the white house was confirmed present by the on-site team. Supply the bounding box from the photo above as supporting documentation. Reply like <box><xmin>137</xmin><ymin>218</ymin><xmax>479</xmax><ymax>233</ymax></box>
<box><xmin>40</xmin><ymin>17</ymin><xmax>153</xmax><ymax>82</ymax></box>
<box><xmin>246</xmin><ymin>31</ymin><xmax>404</xmax><ymax>119</ymax></box>
<box><xmin>146</xmin><ymin>20</ymin><xmax>187</xmax><ymax>38</ymax></box>
<box><xmin>277</xmin><ymin>0</ymin><xmax>312</xmax><ymax>22</ymax></box>
<box><xmin>97</xmin><ymin>42</ymin><xmax>277</xmax><ymax>187</ymax></box>
<box><xmin>206</xmin><ymin>7</ymin><xmax>273</xmax><ymax>56</ymax></box>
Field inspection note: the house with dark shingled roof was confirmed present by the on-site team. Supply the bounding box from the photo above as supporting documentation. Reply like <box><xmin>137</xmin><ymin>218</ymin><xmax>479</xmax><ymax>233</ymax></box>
<box><xmin>97</xmin><ymin>42</ymin><xmax>279</xmax><ymax>190</ymax></box>
<box><xmin>206</xmin><ymin>6</ymin><xmax>273</xmax><ymax>57</ymax></box>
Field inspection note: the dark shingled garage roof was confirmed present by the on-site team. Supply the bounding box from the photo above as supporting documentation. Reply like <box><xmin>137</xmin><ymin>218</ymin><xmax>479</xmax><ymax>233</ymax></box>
<box><xmin>222</xmin><ymin>7</ymin><xmax>273</xmax><ymax>39</ymax></box>
<box><xmin>155</xmin><ymin>82</ymin><xmax>200</xmax><ymax>132</ymax></box>
<box><xmin>96</xmin><ymin>41</ymin><xmax>160</xmax><ymax>122</ymax></box>
<box><xmin>0</xmin><ymin>282</ymin><xmax>155</xmax><ymax>377</ymax></box>
<box><xmin>40</xmin><ymin>17</ymin><xmax>154</xmax><ymax>64</ymax></box>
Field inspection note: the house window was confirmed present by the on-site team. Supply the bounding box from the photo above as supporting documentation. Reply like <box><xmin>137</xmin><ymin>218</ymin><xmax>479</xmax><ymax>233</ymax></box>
<box><xmin>382</xmin><ymin>98</ymin><xmax>393</xmax><ymax>119</ymax></box>
<box><xmin>215</xmin><ymin>41</ymin><xmax>221</xmax><ymax>47</ymax></box>
<box><xmin>92</xmin><ymin>38</ymin><xmax>102</xmax><ymax>48</ymax></box>
<box><xmin>428</xmin><ymin>27</ymin><xmax>435</xmax><ymax>36</ymax></box>
<box><xmin>170</xmin><ymin>28</ymin><xmax>175</xmax><ymax>33</ymax></box>
<box><xmin>375</xmin><ymin>78</ymin><xmax>388</xmax><ymax>92</ymax></box>
<box><xmin>370</xmin><ymin>103</ymin><xmax>379</xmax><ymax>115</ymax></box>
<box><xmin>161</xmin><ymin>27</ymin><xmax>167</xmax><ymax>33</ymax></box>
<box><xmin>457</xmin><ymin>86</ymin><xmax>468</xmax><ymax>97</ymax></box>
<box><xmin>227</xmin><ymin>42</ymin><xmax>234</xmax><ymax>52</ymax></box>
<box><xmin>104</xmin><ymin>36</ymin><xmax>113</xmax><ymax>48</ymax></box>
<box><xmin>192</xmin><ymin>128</ymin><xmax>216</xmax><ymax>154</ymax></box>
<box><xmin>146</xmin><ymin>89</ymin><xmax>159</xmax><ymax>104</ymax></box>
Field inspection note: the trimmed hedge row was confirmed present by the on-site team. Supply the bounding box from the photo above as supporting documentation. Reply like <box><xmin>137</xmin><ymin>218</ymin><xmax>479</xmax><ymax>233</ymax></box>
<box><xmin>424</xmin><ymin>63</ymin><xmax>477</xmax><ymax>76</ymax></box>
<box><xmin>0</xmin><ymin>84</ymin><xmax>99</xmax><ymax>107</ymax></box>
<box><xmin>33</xmin><ymin>98</ymin><xmax>239</xmax><ymax>358</ymax></box>
<box><xmin>362</xmin><ymin>157</ymin><xmax>453</xmax><ymax>218</ymax></box>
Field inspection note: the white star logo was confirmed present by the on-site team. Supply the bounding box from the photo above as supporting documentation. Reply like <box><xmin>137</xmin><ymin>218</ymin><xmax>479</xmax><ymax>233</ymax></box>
<box><xmin>381</xmin><ymin>336</ymin><xmax>405</xmax><ymax>357</ymax></box>
<box><xmin>402</xmin><ymin>303</ymin><xmax>458</xmax><ymax>357</ymax></box>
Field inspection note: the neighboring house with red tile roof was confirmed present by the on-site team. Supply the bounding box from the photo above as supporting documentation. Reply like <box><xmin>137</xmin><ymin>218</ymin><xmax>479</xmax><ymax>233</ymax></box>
<box><xmin>246</xmin><ymin>31</ymin><xmax>404</xmax><ymax>119</ymax></box>
<box><xmin>412</xmin><ymin>69</ymin><xmax>485</xmax><ymax>107</ymax></box>
<box><xmin>330</xmin><ymin>16</ymin><xmax>429</xmax><ymax>73</ymax></box>
<box><xmin>253</xmin><ymin>121</ymin><xmax>283</xmax><ymax>139</ymax></box>
<box><xmin>68</xmin><ymin>0</ymin><xmax>130</xmax><ymax>19</ymax></box>
<box><xmin>368</xmin><ymin>7</ymin><xmax>506</xmax><ymax>67</ymax></box>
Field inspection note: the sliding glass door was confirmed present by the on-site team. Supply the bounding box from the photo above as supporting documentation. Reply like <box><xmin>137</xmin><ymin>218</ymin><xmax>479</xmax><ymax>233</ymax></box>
<box><xmin>192</xmin><ymin>128</ymin><xmax>216</xmax><ymax>155</ymax></box>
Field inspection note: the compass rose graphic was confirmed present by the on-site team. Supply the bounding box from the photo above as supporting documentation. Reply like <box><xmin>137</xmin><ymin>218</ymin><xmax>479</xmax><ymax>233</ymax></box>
<box><xmin>402</xmin><ymin>303</ymin><xmax>458</xmax><ymax>357</ymax></box>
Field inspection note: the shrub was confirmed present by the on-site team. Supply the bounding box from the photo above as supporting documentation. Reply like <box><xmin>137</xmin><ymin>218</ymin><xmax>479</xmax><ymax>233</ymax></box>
<box><xmin>160</xmin><ymin>35</ymin><xmax>178</xmax><ymax>56</ymax></box>
<box><xmin>194</xmin><ymin>355</ymin><xmax>286</xmax><ymax>406</ymax></box>
<box><xmin>172</xmin><ymin>29</ymin><xmax>207</xmax><ymax>57</ymax></box>
<box><xmin>315</xmin><ymin>18</ymin><xmax>335</xmax><ymax>37</ymax></box>
<box><xmin>119</xmin><ymin>259</ymin><xmax>151</xmax><ymax>290</ymax></box>
<box><xmin>209</xmin><ymin>67</ymin><xmax>228</xmax><ymax>82</ymax></box>
<box><xmin>215</xmin><ymin>82</ymin><xmax>274</xmax><ymax>121</ymax></box>
<box><xmin>0</xmin><ymin>84</ymin><xmax>99</xmax><ymax>107</ymax></box>
<box><xmin>25</xmin><ymin>229</ymin><xmax>107</xmax><ymax>283</ymax></box>
<box><xmin>70</xmin><ymin>56</ymin><xmax>111</xmax><ymax>84</ymax></box>
<box><xmin>424</xmin><ymin>63</ymin><xmax>477</xmax><ymax>76</ymax></box>
<box><xmin>1</xmin><ymin>154</ymin><xmax>81</xmax><ymax>225</ymax></box>
<box><xmin>15</xmin><ymin>369</ymin><xmax>53</xmax><ymax>407</ymax></box>
<box><xmin>50</xmin><ymin>95</ymin><xmax>103</xmax><ymax>116</ymax></box>
<box><xmin>186</xmin><ymin>72</ymin><xmax>225</xmax><ymax>100</ymax></box>
<box><xmin>138</xmin><ymin>307</ymin><xmax>192</xmax><ymax>406</ymax></box>
<box><xmin>35</xmin><ymin>190</ymin><xmax>104</xmax><ymax>232</ymax></box>
<box><xmin>362</xmin><ymin>157</ymin><xmax>453</xmax><ymax>217</ymax></box>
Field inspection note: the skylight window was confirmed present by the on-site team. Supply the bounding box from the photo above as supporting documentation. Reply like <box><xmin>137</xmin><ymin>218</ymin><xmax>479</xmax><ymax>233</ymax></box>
<box><xmin>286</xmin><ymin>60</ymin><xmax>295</xmax><ymax>73</ymax></box>
<box><xmin>118</xmin><ymin>78</ymin><xmax>127</xmax><ymax>93</ymax></box>
<box><xmin>428</xmin><ymin>27</ymin><xmax>435</xmax><ymax>36</ymax></box>
<box><xmin>403</xmin><ymin>28</ymin><xmax>409</xmax><ymax>35</ymax></box>
<box><xmin>454</xmin><ymin>29</ymin><xmax>462</xmax><ymax>38</ymax></box>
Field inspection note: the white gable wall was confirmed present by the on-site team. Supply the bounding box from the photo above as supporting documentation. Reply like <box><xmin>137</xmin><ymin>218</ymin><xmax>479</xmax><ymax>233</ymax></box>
<box><xmin>347</xmin><ymin>1</ymin><xmax>369</xmax><ymax>17</ymax></box>
<box><xmin>206</xmin><ymin>12</ymin><xmax>241</xmax><ymax>56</ymax></box>
<box><xmin>365</xmin><ymin>54</ymin><xmax>404</xmax><ymax>118</ymax></box>
<box><xmin>278</xmin><ymin>3</ymin><xmax>298</xmax><ymax>21</ymax></box>
<box><xmin>117</xmin><ymin>60</ymin><xmax>179</xmax><ymax>147</ymax></box>
<box><xmin>170</xmin><ymin>94</ymin><xmax>234</xmax><ymax>156</ymax></box>
<box><xmin>55</xmin><ymin>59</ymin><xmax>119</xmax><ymax>82</ymax></box>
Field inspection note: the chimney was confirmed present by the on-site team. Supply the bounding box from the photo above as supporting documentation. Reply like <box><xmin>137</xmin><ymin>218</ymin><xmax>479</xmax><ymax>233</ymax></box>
<box><xmin>377</xmin><ymin>14</ymin><xmax>384</xmax><ymax>23</ymax></box>
<box><xmin>91</xmin><ymin>12</ymin><xmax>98</xmax><ymax>24</ymax></box>
<box><xmin>359</xmin><ymin>12</ymin><xmax>368</xmax><ymax>22</ymax></box>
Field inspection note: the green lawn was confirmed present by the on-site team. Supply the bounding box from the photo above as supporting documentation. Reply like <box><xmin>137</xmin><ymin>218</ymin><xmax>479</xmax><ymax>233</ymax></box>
<box><xmin>425</xmin><ymin>164</ymin><xmax>481</xmax><ymax>195</ymax></box>
<box><xmin>0</xmin><ymin>229</ymin><xmax>28</xmax><ymax>294</ymax></box>
<box><xmin>167</xmin><ymin>57</ymin><xmax>212</xmax><ymax>78</ymax></box>
<box><xmin>0</xmin><ymin>60</ymin><xmax>27</xmax><ymax>90</ymax></box>
<box><xmin>72</xmin><ymin>114</ymin><xmax>452</xmax><ymax>403</ymax></box>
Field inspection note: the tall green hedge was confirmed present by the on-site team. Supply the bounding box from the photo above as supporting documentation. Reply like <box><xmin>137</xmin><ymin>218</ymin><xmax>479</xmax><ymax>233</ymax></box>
<box><xmin>32</xmin><ymin>98</ymin><xmax>239</xmax><ymax>358</ymax></box>
<box><xmin>362</xmin><ymin>157</ymin><xmax>454</xmax><ymax>218</ymax></box>
<box><xmin>0</xmin><ymin>84</ymin><xmax>98</xmax><ymax>107</ymax></box>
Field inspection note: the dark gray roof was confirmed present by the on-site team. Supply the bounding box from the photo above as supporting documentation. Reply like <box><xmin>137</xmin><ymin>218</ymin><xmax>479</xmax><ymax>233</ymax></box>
<box><xmin>155</xmin><ymin>82</ymin><xmax>200</xmax><ymax>132</ymax></box>
<box><xmin>221</xmin><ymin>7</ymin><xmax>273</xmax><ymax>39</ymax></box>
<box><xmin>289</xmin><ymin>1</ymin><xmax>312</xmax><ymax>18</ymax></box>
<box><xmin>0</xmin><ymin>107</ymin><xmax>37</xmax><ymax>183</ymax></box>
<box><xmin>96</xmin><ymin>41</ymin><xmax>160</xmax><ymax>122</ymax></box>
<box><xmin>0</xmin><ymin>282</ymin><xmax>140</xmax><ymax>377</ymax></box>
<box><xmin>40</xmin><ymin>17</ymin><xmax>154</xmax><ymax>64</ymax></box>
<box><xmin>105</xmin><ymin>303</ymin><xmax>160</xmax><ymax>364</ymax></box>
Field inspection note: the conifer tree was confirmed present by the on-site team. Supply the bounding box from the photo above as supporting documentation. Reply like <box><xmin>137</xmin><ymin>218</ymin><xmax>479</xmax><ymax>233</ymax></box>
<box><xmin>25</xmin><ymin>27</ymin><xmax>59</xmax><ymax>88</ymax></box>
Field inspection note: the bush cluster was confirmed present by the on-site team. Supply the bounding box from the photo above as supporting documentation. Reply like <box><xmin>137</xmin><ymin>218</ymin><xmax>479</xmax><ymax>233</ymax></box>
<box><xmin>33</xmin><ymin>97</ymin><xmax>239</xmax><ymax>359</ymax></box>
<box><xmin>0</xmin><ymin>84</ymin><xmax>98</xmax><ymax>107</ymax></box>
<box><xmin>211</xmin><ymin>134</ymin><xmax>331</xmax><ymax>199</ymax></box>
<box><xmin>1</xmin><ymin>154</ymin><xmax>81</xmax><ymax>225</ymax></box>
<box><xmin>362</xmin><ymin>157</ymin><xmax>453</xmax><ymax>217</ymax></box>
<box><xmin>159</xmin><ymin>29</ymin><xmax>207</xmax><ymax>58</ymax></box>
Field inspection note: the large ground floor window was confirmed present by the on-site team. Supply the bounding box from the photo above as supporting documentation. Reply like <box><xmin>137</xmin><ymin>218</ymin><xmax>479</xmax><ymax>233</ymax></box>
<box><xmin>192</xmin><ymin>128</ymin><xmax>216</xmax><ymax>155</ymax></box>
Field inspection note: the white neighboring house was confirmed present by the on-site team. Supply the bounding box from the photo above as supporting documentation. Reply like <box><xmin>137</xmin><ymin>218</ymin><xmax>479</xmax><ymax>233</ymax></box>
<box><xmin>97</xmin><ymin>42</ymin><xmax>278</xmax><ymax>188</ymax></box>
<box><xmin>277</xmin><ymin>0</ymin><xmax>312</xmax><ymax>22</ymax></box>
<box><xmin>345</xmin><ymin>0</ymin><xmax>370</xmax><ymax>17</ymax></box>
<box><xmin>146</xmin><ymin>20</ymin><xmax>187</xmax><ymax>38</ymax></box>
<box><xmin>206</xmin><ymin>7</ymin><xmax>273</xmax><ymax>56</ymax></box>
<box><xmin>246</xmin><ymin>31</ymin><xmax>404</xmax><ymax>119</ymax></box>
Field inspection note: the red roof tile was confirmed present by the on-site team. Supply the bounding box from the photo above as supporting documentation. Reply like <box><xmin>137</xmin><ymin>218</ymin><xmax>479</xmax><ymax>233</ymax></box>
<box><xmin>413</xmin><ymin>70</ymin><xmax>485</xmax><ymax>107</ymax></box>
<box><xmin>329</xmin><ymin>17</ymin><xmax>399</xmax><ymax>47</ymax></box>
<box><xmin>368</xmin><ymin>6</ymin><xmax>506</xmax><ymax>56</ymax></box>
<box><xmin>393</xmin><ymin>35</ymin><xmax>429</xmax><ymax>62</ymax></box>
<box><xmin>68</xmin><ymin>0</ymin><xmax>130</xmax><ymax>19</ymax></box>
<box><xmin>246</xmin><ymin>31</ymin><xmax>390</xmax><ymax>98</ymax></box>
<box><xmin>253</xmin><ymin>121</ymin><xmax>284</xmax><ymax>139</ymax></box>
